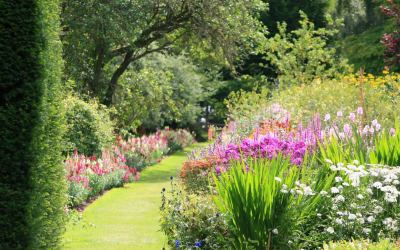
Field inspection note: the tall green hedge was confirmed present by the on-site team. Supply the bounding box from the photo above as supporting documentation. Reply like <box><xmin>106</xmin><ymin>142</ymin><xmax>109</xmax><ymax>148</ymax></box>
<box><xmin>0</xmin><ymin>0</ymin><xmax>66</xmax><ymax>249</ymax></box>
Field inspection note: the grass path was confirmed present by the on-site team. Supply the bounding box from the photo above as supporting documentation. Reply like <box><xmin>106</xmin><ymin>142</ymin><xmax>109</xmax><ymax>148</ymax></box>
<box><xmin>63</xmin><ymin>142</ymin><xmax>206</xmax><ymax>250</ymax></box>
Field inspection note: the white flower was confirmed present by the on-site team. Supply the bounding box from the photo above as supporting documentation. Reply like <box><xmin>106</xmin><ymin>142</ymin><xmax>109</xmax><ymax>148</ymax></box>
<box><xmin>357</xmin><ymin>194</ymin><xmax>364</xmax><ymax>199</ymax></box>
<box><xmin>335</xmin><ymin>177</ymin><xmax>343</xmax><ymax>182</ymax></box>
<box><xmin>373</xmin><ymin>182</ymin><xmax>383</xmax><ymax>188</ymax></box>
<box><xmin>348</xmin><ymin>214</ymin><xmax>357</xmax><ymax>220</ymax></box>
<box><xmin>320</xmin><ymin>191</ymin><xmax>328</xmax><ymax>195</ymax></box>
<box><xmin>394</xmin><ymin>180</ymin><xmax>400</xmax><ymax>185</ymax></box>
<box><xmin>381</xmin><ymin>185</ymin><xmax>392</xmax><ymax>192</ymax></box>
<box><xmin>325</xmin><ymin>159</ymin><xmax>333</xmax><ymax>164</ymax></box>
<box><xmin>373</xmin><ymin>206</ymin><xmax>383</xmax><ymax>214</ymax></box>
<box><xmin>385</xmin><ymin>193</ymin><xmax>397</xmax><ymax>202</ymax></box>
<box><xmin>330</xmin><ymin>165</ymin><xmax>338</xmax><ymax>171</ymax></box>
<box><xmin>290</xmin><ymin>189</ymin><xmax>295</xmax><ymax>194</ymax></box>
<box><xmin>295</xmin><ymin>181</ymin><xmax>300</xmax><ymax>186</ymax></box>
<box><xmin>272</xmin><ymin>228</ymin><xmax>278</xmax><ymax>234</ymax></box>
<box><xmin>303</xmin><ymin>186</ymin><xmax>313</xmax><ymax>196</ymax></box>
<box><xmin>327</xmin><ymin>227</ymin><xmax>335</xmax><ymax>233</ymax></box>
<box><xmin>281</xmin><ymin>189</ymin><xmax>288</xmax><ymax>194</ymax></box>
<box><xmin>296</xmin><ymin>190</ymin><xmax>303</xmax><ymax>195</ymax></box>
<box><xmin>363</xmin><ymin>228</ymin><xmax>371</xmax><ymax>234</ymax></box>
<box><xmin>275</xmin><ymin>177</ymin><xmax>282</xmax><ymax>182</ymax></box>
<box><xmin>331</xmin><ymin>187</ymin><xmax>340</xmax><ymax>194</ymax></box>
<box><xmin>342</xmin><ymin>182</ymin><xmax>350</xmax><ymax>186</ymax></box>
<box><xmin>366</xmin><ymin>188</ymin><xmax>373</xmax><ymax>194</ymax></box>
<box><xmin>353</xmin><ymin>160</ymin><xmax>359</xmax><ymax>165</ymax></box>
<box><xmin>358</xmin><ymin>217</ymin><xmax>365</xmax><ymax>224</ymax></box>
<box><xmin>335</xmin><ymin>195</ymin><xmax>345</xmax><ymax>202</ymax></box>
<box><xmin>317</xmin><ymin>213</ymin><xmax>321</xmax><ymax>217</ymax></box>
<box><xmin>367</xmin><ymin>216</ymin><xmax>375</xmax><ymax>223</ymax></box>
<box><xmin>288</xmin><ymin>240</ymin><xmax>293</xmax><ymax>244</ymax></box>
<box><xmin>335</xmin><ymin>218</ymin><xmax>344</xmax><ymax>225</ymax></box>
<box><xmin>337</xmin><ymin>162</ymin><xmax>344</xmax><ymax>168</ymax></box>
<box><xmin>383</xmin><ymin>178</ymin><xmax>392</xmax><ymax>184</ymax></box>
<box><xmin>336</xmin><ymin>211</ymin><xmax>344</xmax><ymax>216</ymax></box>
<box><xmin>282</xmin><ymin>184</ymin><xmax>287</xmax><ymax>189</ymax></box>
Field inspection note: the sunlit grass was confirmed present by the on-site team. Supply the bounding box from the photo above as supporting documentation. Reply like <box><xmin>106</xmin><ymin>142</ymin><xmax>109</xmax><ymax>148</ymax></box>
<box><xmin>63</xmin><ymin>142</ymin><xmax>207</xmax><ymax>250</ymax></box>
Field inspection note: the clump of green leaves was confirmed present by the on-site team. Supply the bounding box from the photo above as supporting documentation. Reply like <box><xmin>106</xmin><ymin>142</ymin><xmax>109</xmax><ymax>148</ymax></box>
<box><xmin>264</xmin><ymin>11</ymin><xmax>349</xmax><ymax>85</ymax></box>
<box><xmin>324</xmin><ymin>238</ymin><xmax>400</xmax><ymax>249</ymax></box>
<box><xmin>63</xmin><ymin>94</ymin><xmax>115</xmax><ymax>157</ymax></box>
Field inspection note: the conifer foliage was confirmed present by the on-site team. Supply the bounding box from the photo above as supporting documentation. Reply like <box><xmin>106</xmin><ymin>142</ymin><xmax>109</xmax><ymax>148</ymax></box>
<box><xmin>0</xmin><ymin>0</ymin><xmax>66</xmax><ymax>249</ymax></box>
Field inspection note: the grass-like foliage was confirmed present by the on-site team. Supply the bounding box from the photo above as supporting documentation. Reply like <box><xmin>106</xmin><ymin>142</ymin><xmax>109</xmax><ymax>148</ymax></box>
<box><xmin>212</xmin><ymin>153</ymin><xmax>302</xmax><ymax>249</ymax></box>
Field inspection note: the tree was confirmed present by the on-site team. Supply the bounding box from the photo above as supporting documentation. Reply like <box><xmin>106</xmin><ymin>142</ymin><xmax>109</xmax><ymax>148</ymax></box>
<box><xmin>61</xmin><ymin>0</ymin><xmax>268</xmax><ymax>105</ymax></box>
<box><xmin>264</xmin><ymin>12</ymin><xmax>350</xmax><ymax>85</ymax></box>
<box><xmin>0</xmin><ymin>0</ymin><xmax>66</xmax><ymax>248</ymax></box>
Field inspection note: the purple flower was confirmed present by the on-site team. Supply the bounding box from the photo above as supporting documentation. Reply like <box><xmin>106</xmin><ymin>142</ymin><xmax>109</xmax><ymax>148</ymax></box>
<box><xmin>202</xmin><ymin>172</ymin><xmax>207</xmax><ymax>176</ymax></box>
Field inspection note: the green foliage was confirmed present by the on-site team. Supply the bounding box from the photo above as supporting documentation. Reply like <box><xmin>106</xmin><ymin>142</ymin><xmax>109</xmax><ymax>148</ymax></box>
<box><xmin>264</xmin><ymin>11</ymin><xmax>350</xmax><ymax>85</ymax></box>
<box><xmin>324</xmin><ymin>238</ymin><xmax>400</xmax><ymax>249</ymax></box>
<box><xmin>212</xmin><ymin>153</ymin><xmax>302</xmax><ymax>249</ymax></box>
<box><xmin>273</xmin><ymin>78</ymin><xmax>400</xmax><ymax>128</ymax></box>
<box><xmin>160</xmin><ymin>179</ymin><xmax>232</xmax><ymax>249</ymax></box>
<box><xmin>114</xmin><ymin>52</ymin><xmax>206</xmax><ymax>129</ymax></box>
<box><xmin>370</xmin><ymin>115</ymin><xmax>400</xmax><ymax>166</ymax></box>
<box><xmin>61</xmin><ymin>0</ymin><xmax>269</xmax><ymax>105</ymax></box>
<box><xmin>343</xmin><ymin>20</ymin><xmax>397</xmax><ymax>74</ymax></box>
<box><xmin>63</xmin><ymin>95</ymin><xmax>115</xmax><ymax>157</ymax></box>
<box><xmin>0</xmin><ymin>0</ymin><xmax>66</xmax><ymax>248</ymax></box>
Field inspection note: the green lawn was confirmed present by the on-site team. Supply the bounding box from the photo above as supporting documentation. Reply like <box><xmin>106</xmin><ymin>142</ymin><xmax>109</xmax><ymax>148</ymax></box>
<box><xmin>63</xmin><ymin>142</ymin><xmax>207</xmax><ymax>250</ymax></box>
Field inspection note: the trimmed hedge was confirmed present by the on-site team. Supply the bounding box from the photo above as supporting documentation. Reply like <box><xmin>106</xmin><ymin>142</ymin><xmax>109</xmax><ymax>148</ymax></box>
<box><xmin>0</xmin><ymin>0</ymin><xmax>66</xmax><ymax>249</ymax></box>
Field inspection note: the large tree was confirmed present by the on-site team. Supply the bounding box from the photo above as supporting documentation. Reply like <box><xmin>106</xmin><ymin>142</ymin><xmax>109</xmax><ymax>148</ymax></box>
<box><xmin>61</xmin><ymin>0</ymin><xmax>268</xmax><ymax>105</ymax></box>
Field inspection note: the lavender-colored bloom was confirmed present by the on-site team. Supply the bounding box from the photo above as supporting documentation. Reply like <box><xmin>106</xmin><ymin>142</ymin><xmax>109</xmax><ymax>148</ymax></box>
<box><xmin>376</xmin><ymin>124</ymin><xmax>381</xmax><ymax>131</ymax></box>
<box><xmin>390</xmin><ymin>128</ymin><xmax>396</xmax><ymax>136</ymax></box>
<box><xmin>337</xmin><ymin>110</ymin><xmax>343</xmax><ymax>117</ymax></box>
<box><xmin>372</xmin><ymin>119</ymin><xmax>378</xmax><ymax>127</ymax></box>
<box><xmin>202</xmin><ymin>172</ymin><xmax>207</xmax><ymax>176</ymax></box>
<box><xmin>344</xmin><ymin>124</ymin><xmax>351</xmax><ymax>134</ymax></box>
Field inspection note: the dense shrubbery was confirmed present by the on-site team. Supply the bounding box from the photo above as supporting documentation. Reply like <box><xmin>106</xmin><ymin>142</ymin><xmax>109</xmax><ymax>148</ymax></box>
<box><xmin>0</xmin><ymin>0</ymin><xmax>67</xmax><ymax>249</ymax></box>
<box><xmin>63</xmin><ymin>95</ymin><xmax>115</xmax><ymax>157</ymax></box>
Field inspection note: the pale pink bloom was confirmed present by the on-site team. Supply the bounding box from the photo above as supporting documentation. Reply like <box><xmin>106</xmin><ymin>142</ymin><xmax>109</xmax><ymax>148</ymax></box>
<box><xmin>372</xmin><ymin>119</ymin><xmax>378</xmax><ymax>127</ymax></box>
<box><xmin>390</xmin><ymin>128</ymin><xmax>396</xmax><ymax>136</ymax></box>
<box><xmin>324</xmin><ymin>114</ymin><xmax>330</xmax><ymax>122</ymax></box>
<box><xmin>369</xmin><ymin>127</ymin><xmax>374</xmax><ymax>134</ymax></box>
<box><xmin>337</xmin><ymin>110</ymin><xmax>343</xmax><ymax>117</ymax></box>
<box><xmin>376</xmin><ymin>124</ymin><xmax>381</xmax><ymax>131</ymax></box>
<box><xmin>344</xmin><ymin>124</ymin><xmax>351</xmax><ymax>134</ymax></box>
<box><xmin>349</xmin><ymin>113</ymin><xmax>356</xmax><ymax>122</ymax></box>
<box><xmin>357</xmin><ymin>107</ymin><xmax>363</xmax><ymax>115</ymax></box>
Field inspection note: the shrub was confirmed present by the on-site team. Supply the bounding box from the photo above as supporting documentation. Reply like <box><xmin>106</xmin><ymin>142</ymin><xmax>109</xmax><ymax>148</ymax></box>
<box><xmin>0</xmin><ymin>0</ymin><xmax>67</xmax><ymax>248</ymax></box>
<box><xmin>63</xmin><ymin>95</ymin><xmax>115</xmax><ymax>157</ymax></box>
<box><xmin>160</xmin><ymin>178</ymin><xmax>232</xmax><ymax>249</ymax></box>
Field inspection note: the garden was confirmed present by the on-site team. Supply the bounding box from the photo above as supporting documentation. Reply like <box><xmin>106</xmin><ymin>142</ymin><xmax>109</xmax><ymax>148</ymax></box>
<box><xmin>3</xmin><ymin>0</ymin><xmax>400</xmax><ymax>250</ymax></box>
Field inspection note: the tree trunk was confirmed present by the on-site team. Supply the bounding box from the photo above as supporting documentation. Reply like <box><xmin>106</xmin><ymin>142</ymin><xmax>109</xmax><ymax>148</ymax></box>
<box><xmin>91</xmin><ymin>44</ymin><xmax>105</xmax><ymax>96</ymax></box>
<box><xmin>103</xmin><ymin>51</ymin><xmax>134</xmax><ymax>106</ymax></box>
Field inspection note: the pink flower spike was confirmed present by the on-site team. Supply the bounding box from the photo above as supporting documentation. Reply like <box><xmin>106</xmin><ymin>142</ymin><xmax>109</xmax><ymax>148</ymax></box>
<box><xmin>337</xmin><ymin>110</ymin><xmax>343</xmax><ymax>117</ymax></box>
<box><xmin>372</xmin><ymin>119</ymin><xmax>378</xmax><ymax>127</ymax></box>
<box><xmin>376</xmin><ymin>124</ymin><xmax>381</xmax><ymax>131</ymax></box>
<box><xmin>349</xmin><ymin>113</ymin><xmax>356</xmax><ymax>122</ymax></box>
<box><xmin>390</xmin><ymin>128</ymin><xmax>396</xmax><ymax>136</ymax></box>
<box><xmin>357</xmin><ymin>107</ymin><xmax>363</xmax><ymax>115</ymax></box>
<box><xmin>324</xmin><ymin>114</ymin><xmax>330</xmax><ymax>122</ymax></box>
<box><xmin>369</xmin><ymin>127</ymin><xmax>374</xmax><ymax>134</ymax></box>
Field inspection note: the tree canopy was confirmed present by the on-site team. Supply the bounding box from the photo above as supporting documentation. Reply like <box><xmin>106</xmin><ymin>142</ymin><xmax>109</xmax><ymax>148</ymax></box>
<box><xmin>61</xmin><ymin>0</ymin><xmax>268</xmax><ymax>105</ymax></box>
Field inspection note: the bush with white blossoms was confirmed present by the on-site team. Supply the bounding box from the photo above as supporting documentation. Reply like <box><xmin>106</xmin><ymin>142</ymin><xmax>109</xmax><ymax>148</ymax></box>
<box><xmin>296</xmin><ymin>159</ymin><xmax>400</xmax><ymax>246</ymax></box>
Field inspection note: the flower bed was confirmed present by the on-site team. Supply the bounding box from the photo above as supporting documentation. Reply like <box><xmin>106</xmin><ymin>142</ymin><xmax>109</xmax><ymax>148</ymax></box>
<box><xmin>66</xmin><ymin>128</ymin><xmax>195</xmax><ymax>208</ymax></box>
<box><xmin>160</xmin><ymin>104</ymin><xmax>400</xmax><ymax>249</ymax></box>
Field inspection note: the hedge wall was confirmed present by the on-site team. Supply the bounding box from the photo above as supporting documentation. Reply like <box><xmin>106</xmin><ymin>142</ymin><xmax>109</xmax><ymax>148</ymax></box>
<box><xmin>0</xmin><ymin>0</ymin><xmax>66</xmax><ymax>249</ymax></box>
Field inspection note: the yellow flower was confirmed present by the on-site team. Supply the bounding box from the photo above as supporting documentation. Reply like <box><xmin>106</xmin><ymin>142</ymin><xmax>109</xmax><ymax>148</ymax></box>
<box><xmin>383</xmin><ymin>70</ymin><xmax>389</xmax><ymax>74</ymax></box>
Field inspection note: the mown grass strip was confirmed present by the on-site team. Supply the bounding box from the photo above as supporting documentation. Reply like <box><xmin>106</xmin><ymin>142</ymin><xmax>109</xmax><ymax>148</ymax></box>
<box><xmin>63</xmin><ymin>142</ymin><xmax>207</xmax><ymax>250</ymax></box>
